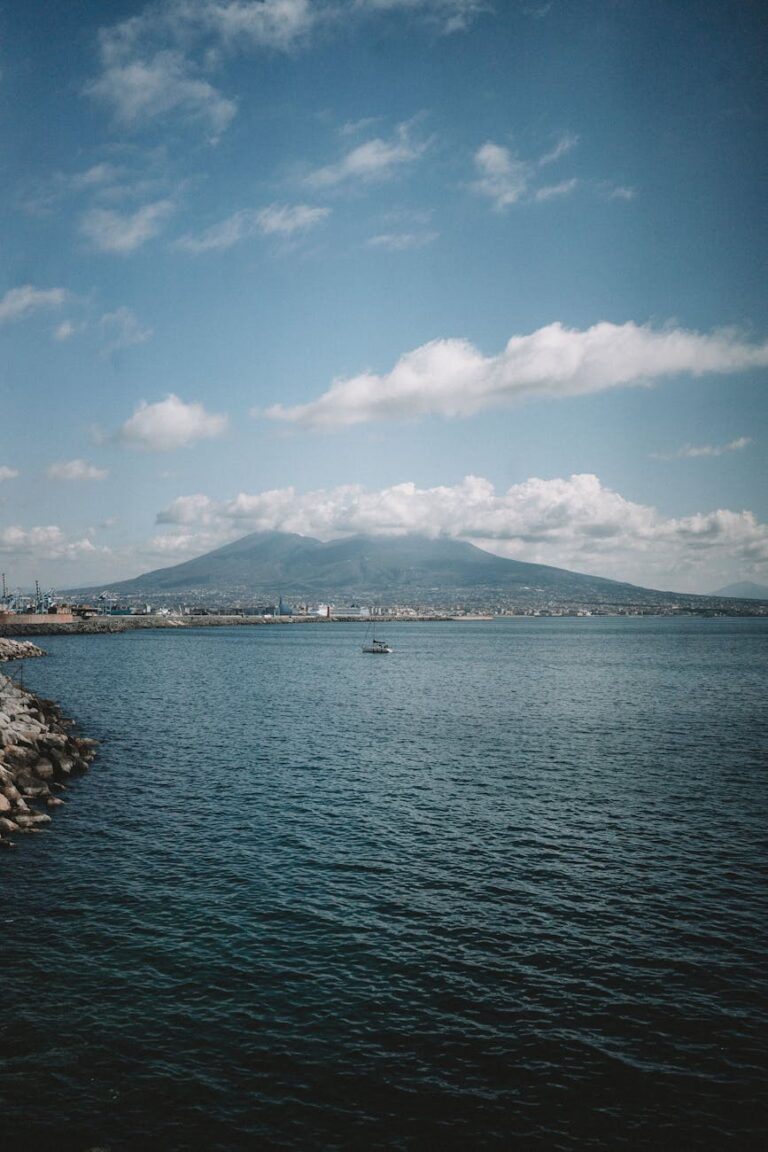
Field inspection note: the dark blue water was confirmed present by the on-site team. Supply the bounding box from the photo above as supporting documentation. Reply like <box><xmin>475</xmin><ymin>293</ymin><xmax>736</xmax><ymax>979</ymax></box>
<box><xmin>2</xmin><ymin>618</ymin><xmax>767</xmax><ymax>1150</ymax></box>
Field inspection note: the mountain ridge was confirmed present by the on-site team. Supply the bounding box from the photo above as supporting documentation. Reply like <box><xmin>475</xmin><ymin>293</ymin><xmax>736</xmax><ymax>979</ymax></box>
<box><xmin>67</xmin><ymin>530</ymin><xmax>687</xmax><ymax>607</ymax></box>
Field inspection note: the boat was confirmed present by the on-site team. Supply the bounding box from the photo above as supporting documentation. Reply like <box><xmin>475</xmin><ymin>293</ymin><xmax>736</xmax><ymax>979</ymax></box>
<box><xmin>362</xmin><ymin>636</ymin><xmax>392</xmax><ymax>654</ymax></box>
<box><xmin>362</xmin><ymin>618</ymin><xmax>392</xmax><ymax>654</ymax></box>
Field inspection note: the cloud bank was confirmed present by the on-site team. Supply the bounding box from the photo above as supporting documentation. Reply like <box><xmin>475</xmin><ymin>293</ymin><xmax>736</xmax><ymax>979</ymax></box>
<box><xmin>152</xmin><ymin>473</ymin><xmax>768</xmax><ymax>591</ymax></box>
<box><xmin>0</xmin><ymin>525</ymin><xmax>104</xmax><ymax>562</ymax></box>
<box><xmin>260</xmin><ymin>321</ymin><xmax>768</xmax><ymax>428</ymax></box>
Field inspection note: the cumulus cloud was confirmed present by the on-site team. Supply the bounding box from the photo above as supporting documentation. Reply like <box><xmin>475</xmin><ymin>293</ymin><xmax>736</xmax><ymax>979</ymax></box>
<box><xmin>0</xmin><ymin>525</ymin><xmax>106</xmax><ymax>562</ymax></box>
<box><xmin>119</xmin><ymin>394</ymin><xmax>228</xmax><ymax>451</ymax></box>
<box><xmin>151</xmin><ymin>473</ymin><xmax>768</xmax><ymax>590</ymax></box>
<box><xmin>174</xmin><ymin>203</ymin><xmax>330</xmax><ymax>252</ymax></box>
<box><xmin>0</xmin><ymin>466</ymin><xmax>19</xmax><ymax>481</ymax></box>
<box><xmin>259</xmin><ymin>320</ymin><xmax>768</xmax><ymax>429</ymax></box>
<box><xmin>307</xmin><ymin>121</ymin><xmax>430</xmax><ymax>187</ymax></box>
<box><xmin>47</xmin><ymin>459</ymin><xmax>109</xmax><ymax>481</ymax></box>
<box><xmin>0</xmin><ymin>285</ymin><xmax>68</xmax><ymax>325</ymax></box>
<box><xmin>99</xmin><ymin>306</ymin><xmax>153</xmax><ymax>351</ymax></box>
<box><xmin>81</xmin><ymin>200</ymin><xmax>175</xmax><ymax>253</ymax></box>
<box><xmin>654</xmin><ymin>436</ymin><xmax>753</xmax><ymax>460</ymax></box>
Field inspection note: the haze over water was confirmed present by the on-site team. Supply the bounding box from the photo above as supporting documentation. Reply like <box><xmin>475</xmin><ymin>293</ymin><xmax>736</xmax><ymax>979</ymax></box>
<box><xmin>2</xmin><ymin>618</ymin><xmax>767</xmax><ymax>1150</ymax></box>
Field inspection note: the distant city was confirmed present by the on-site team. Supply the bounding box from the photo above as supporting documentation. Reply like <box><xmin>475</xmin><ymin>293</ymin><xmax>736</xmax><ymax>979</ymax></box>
<box><xmin>2</xmin><ymin>581</ymin><xmax>766</xmax><ymax>626</ymax></box>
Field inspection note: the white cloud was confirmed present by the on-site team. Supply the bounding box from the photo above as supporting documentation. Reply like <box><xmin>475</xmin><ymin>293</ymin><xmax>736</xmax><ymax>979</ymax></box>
<box><xmin>259</xmin><ymin>320</ymin><xmax>768</xmax><ymax>429</ymax></box>
<box><xmin>81</xmin><ymin>200</ymin><xmax>175</xmax><ymax>253</ymax></box>
<box><xmin>472</xmin><ymin>137</ymin><xmax>631</xmax><ymax>210</ymax></box>
<box><xmin>538</xmin><ymin>133</ymin><xmax>579</xmax><ymax>166</ymax></box>
<box><xmin>0</xmin><ymin>285</ymin><xmax>68</xmax><ymax>324</ymax></box>
<box><xmin>54</xmin><ymin>320</ymin><xmax>78</xmax><ymax>342</ymax></box>
<box><xmin>357</xmin><ymin>1</ymin><xmax>489</xmax><ymax>34</ymax></box>
<box><xmin>174</xmin><ymin>209</ymin><xmax>255</xmax><ymax>253</ymax></box>
<box><xmin>368</xmin><ymin>230</ymin><xmax>438</xmax><ymax>250</ymax></box>
<box><xmin>47</xmin><ymin>459</ymin><xmax>109</xmax><ymax>481</ymax></box>
<box><xmin>307</xmin><ymin>122</ymin><xmax>430</xmax><ymax>187</ymax></box>
<box><xmin>608</xmin><ymin>185</ymin><xmax>636</xmax><ymax>201</ymax></box>
<box><xmin>472</xmin><ymin>142</ymin><xmax>531</xmax><ymax>209</ymax></box>
<box><xmin>0</xmin><ymin>466</ymin><xmax>19</xmax><ymax>481</ymax></box>
<box><xmin>119</xmin><ymin>394</ymin><xmax>228</xmax><ymax>451</ymax></box>
<box><xmin>654</xmin><ymin>436</ymin><xmax>753</xmax><ymax>460</ymax></box>
<box><xmin>256</xmin><ymin>203</ymin><xmax>331</xmax><ymax>235</ymax></box>
<box><xmin>86</xmin><ymin>48</ymin><xmax>237</xmax><ymax>139</ymax></box>
<box><xmin>152</xmin><ymin>473</ymin><xmax>768</xmax><ymax>591</ymax></box>
<box><xmin>191</xmin><ymin>0</ymin><xmax>319</xmax><ymax>50</ymax></box>
<box><xmin>0</xmin><ymin>525</ymin><xmax>107</xmax><ymax>562</ymax></box>
<box><xmin>174</xmin><ymin>203</ymin><xmax>330</xmax><ymax>252</ymax></box>
<box><xmin>534</xmin><ymin>177</ymin><xmax>579</xmax><ymax>201</ymax></box>
<box><xmin>473</xmin><ymin>137</ymin><xmax>584</xmax><ymax>210</ymax></box>
<box><xmin>86</xmin><ymin>2</ymin><xmax>485</xmax><ymax>140</ymax></box>
<box><xmin>67</xmin><ymin>162</ymin><xmax>124</xmax><ymax>190</ymax></box>
<box><xmin>99</xmin><ymin>306</ymin><xmax>153</xmax><ymax>351</ymax></box>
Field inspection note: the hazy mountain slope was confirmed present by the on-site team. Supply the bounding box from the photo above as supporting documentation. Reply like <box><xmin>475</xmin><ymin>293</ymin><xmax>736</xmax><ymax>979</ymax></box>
<box><xmin>711</xmin><ymin>581</ymin><xmax>768</xmax><ymax>600</ymax></box>
<box><xmin>74</xmin><ymin>531</ymin><xmax>660</xmax><ymax>602</ymax></box>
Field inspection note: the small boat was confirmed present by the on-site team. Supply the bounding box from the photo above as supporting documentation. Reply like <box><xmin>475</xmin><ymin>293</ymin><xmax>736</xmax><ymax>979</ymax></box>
<box><xmin>362</xmin><ymin>635</ymin><xmax>392</xmax><ymax>654</ymax></box>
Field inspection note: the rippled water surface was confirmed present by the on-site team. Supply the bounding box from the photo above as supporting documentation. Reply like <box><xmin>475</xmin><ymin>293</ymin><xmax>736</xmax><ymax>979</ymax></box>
<box><xmin>2</xmin><ymin>618</ymin><xmax>767</xmax><ymax>1150</ymax></box>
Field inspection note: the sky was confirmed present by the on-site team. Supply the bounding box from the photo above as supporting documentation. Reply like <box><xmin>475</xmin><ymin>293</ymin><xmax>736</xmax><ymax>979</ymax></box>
<box><xmin>1</xmin><ymin>0</ymin><xmax>767</xmax><ymax>594</ymax></box>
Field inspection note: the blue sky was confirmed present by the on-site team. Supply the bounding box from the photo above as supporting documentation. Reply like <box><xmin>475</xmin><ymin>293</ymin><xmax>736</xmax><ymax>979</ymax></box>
<box><xmin>1</xmin><ymin>0</ymin><xmax>766</xmax><ymax>593</ymax></box>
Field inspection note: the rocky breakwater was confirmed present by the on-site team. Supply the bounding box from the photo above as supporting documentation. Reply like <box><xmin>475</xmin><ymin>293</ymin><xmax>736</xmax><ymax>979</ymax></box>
<box><xmin>0</xmin><ymin>639</ymin><xmax>98</xmax><ymax>848</ymax></box>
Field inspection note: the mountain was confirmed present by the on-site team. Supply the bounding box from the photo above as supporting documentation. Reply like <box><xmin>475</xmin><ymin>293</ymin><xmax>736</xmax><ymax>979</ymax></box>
<box><xmin>71</xmin><ymin>530</ymin><xmax>678</xmax><ymax>607</ymax></box>
<box><xmin>711</xmin><ymin>581</ymin><xmax>768</xmax><ymax>600</ymax></box>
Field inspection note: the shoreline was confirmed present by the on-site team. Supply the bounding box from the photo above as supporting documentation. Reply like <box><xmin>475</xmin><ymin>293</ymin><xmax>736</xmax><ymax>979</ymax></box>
<box><xmin>0</xmin><ymin>613</ymin><xmax>485</xmax><ymax>637</ymax></box>
<box><xmin>0</xmin><ymin>639</ymin><xmax>98</xmax><ymax>849</ymax></box>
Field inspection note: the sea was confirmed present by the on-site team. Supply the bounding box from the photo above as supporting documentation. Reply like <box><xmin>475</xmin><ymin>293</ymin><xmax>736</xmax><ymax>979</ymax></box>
<box><xmin>1</xmin><ymin>617</ymin><xmax>766</xmax><ymax>1151</ymax></box>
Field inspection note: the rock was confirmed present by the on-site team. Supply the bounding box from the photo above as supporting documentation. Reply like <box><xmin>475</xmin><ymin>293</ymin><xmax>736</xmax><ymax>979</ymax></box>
<box><xmin>21</xmin><ymin>784</ymin><xmax>49</xmax><ymax>799</ymax></box>
<box><xmin>4</xmin><ymin>744</ymin><xmax>38</xmax><ymax>768</ymax></box>
<box><xmin>33</xmin><ymin>758</ymin><xmax>55</xmax><ymax>780</ymax></box>
<box><xmin>1</xmin><ymin>666</ymin><xmax>96</xmax><ymax>850</ymax></box>
<box><xmin>14</xmin><ymin>813</ymin><xmax>51</xmax><ymax>828</ymax></box>
<box><xmin>42</xmin><ymin>733</ymin><xmax>68</xmax><ymax>751</ymax></box>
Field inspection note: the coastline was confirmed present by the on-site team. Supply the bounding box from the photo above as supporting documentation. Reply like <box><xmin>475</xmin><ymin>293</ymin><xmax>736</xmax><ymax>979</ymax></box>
<box><xmin>0</xmin><ymin>613</ymin><xmax>479</xmax><ymax>637</ymax></box>
<box><xmin>0</xmin><ymin>639</ymin><xmax>98</xmax><ymax>849</ymax></box>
